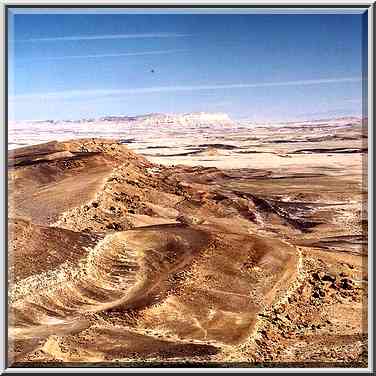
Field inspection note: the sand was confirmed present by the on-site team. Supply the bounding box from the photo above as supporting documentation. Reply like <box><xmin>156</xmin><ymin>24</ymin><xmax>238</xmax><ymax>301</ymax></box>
<box><xmin>7</xmin><ymin>119</ymin><xmax>367</xmax><ymax>367</ymax></box>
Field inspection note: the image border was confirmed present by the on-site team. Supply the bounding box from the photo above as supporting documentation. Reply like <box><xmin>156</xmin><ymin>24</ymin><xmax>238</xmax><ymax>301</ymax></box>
<box><xmin>1</xmin><ymin>1</ymin><xmax>374</xmax><ymax>373</ymax></box>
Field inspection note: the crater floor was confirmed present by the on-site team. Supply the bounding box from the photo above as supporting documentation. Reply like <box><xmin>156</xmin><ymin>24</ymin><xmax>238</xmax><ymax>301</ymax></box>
<box><xmin>8</xmin><ymin>118</ymin><xmax>367</xmax><ymax>367</ymax></box>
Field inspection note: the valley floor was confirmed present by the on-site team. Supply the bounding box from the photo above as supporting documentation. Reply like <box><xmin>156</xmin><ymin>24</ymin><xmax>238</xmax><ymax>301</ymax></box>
<box><xmin>7</xmin><ymin>119</ymin><xmax>368</xmax><ymax>367</ymax></box>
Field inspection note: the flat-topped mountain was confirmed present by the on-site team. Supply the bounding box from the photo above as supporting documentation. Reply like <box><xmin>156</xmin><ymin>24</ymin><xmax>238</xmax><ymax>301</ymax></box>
<box><xmin>12</xmin><ymin>112</ymin><xmax>234</xmax><ymax>127</ymax></box>
<box><xmin>97</xmin><ymin>112</ymin><xmax>234</xmax><ymax>126</ymax></box>
<box><xmin>121</xmin><ymin>112</ymin><xmax>234</xmax><ymax>125</ymax></box>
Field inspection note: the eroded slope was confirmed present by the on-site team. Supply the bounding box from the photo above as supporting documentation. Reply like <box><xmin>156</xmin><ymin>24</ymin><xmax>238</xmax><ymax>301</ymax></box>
<box><xmin>8</xmin><ymin>138</ymin><xmax>366</xmax><ymax>367</ymax></box>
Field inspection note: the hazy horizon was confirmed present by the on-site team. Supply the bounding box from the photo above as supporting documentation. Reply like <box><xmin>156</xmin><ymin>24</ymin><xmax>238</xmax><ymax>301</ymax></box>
<box><xmin>8</xmin><ymin>111</ymin><xmax>363</xmax><ymax>125</ymax></box>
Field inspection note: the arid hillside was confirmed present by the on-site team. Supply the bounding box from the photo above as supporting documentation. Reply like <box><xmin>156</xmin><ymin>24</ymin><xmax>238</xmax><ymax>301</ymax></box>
<box><xmin>8</xmin><ymin>131</ymin><xmax>367</xmax><ymax>367</ymax></box>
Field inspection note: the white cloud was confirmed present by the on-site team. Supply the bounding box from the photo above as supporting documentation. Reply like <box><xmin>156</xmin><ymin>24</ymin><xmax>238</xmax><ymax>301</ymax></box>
<box><xmin>16</xmin><ymin>32</ymin><xmax>191</xmax><ymax>42</ymax></box>
<box><xmin>19</xmin><ymin>49</ymin><xmax>188</xmax><ymax>61</ymax></box>
<box><xmin>10</xmin><ymin>77</ymin><xmax>362</xmax><ymax>102</ymax></box>
<box><xmin>343</xmin><ymin>98</ymin><xmax>362</xmax><ymax>103</ymax></box>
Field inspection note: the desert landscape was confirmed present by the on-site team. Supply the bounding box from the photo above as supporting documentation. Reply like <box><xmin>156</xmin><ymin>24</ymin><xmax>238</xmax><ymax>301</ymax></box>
<box><xmin>7</xmin><ymin>113</ymin><xmax>368</xmax><ymax>367</ymax></box>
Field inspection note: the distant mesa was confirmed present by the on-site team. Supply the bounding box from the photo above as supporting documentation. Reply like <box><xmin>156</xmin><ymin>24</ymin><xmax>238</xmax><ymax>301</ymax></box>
<box><xmin>98</xmin><ymin>112</ymin><xmax>234</xmax><ymax>126</ymax></box>
<box><xmin>12</xmin><ymin>112</ymin><xmax>234</xmax><ymax>127</ymax></box>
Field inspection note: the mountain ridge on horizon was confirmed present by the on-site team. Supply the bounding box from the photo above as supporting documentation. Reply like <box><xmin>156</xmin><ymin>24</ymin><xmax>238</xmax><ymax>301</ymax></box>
<box><xmin>9</xmin><ymin>112</ymin><xmax>364</xmax><ymax>126</ymax></box>
<box><xmin>10</xmin><ymin>111</ymin><xmax>233</xmax><ymax>125</ymax></box>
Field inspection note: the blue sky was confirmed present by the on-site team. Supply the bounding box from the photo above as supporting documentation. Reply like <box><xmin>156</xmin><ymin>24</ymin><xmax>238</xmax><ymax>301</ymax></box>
<box><xmin>8</xmin><ymin>10</ymin><xmax>366</xmax><ymax>121</ymax></box>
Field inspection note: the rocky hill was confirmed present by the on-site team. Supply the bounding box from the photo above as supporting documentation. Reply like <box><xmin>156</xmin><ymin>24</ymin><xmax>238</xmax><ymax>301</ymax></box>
<box><xmin>8</xmin><ymin>137</ymin><xmax>367</xmax><ymax>366</ymax></box>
